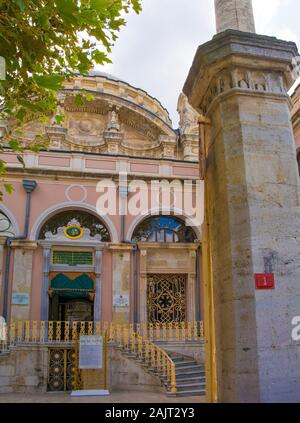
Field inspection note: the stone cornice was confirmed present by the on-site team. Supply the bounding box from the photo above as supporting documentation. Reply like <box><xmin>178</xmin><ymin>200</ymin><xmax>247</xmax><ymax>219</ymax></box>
<box><xmin>136</xmin><ymin>242</ymin><xmax>201</xmax><ymax>250</ymax></box>
<box><xmin>107</xmin><ymin>243</ymin><xmax>134</xmax><ymax>252</ymax></box>
<box><xmin>10</xmin><ymin>240</ymin><xmax>38</xmax><ymax>250</ymax></box>
<box><xmin>184</xmin><ymin>30</ymin><xmax>299</xmax><ymax>112</ymax></box>
<box><xmin>0</xmin><ymin>236</ymin><xmax>7</xmax><ymax>245</ymax></box>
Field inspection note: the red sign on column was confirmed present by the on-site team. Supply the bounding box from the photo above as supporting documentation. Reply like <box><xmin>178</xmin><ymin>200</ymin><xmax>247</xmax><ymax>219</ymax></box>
<box><xmin>255</xmin><ymin>273</ymin><xmax>275</xmax><ymax>290</ymax></box>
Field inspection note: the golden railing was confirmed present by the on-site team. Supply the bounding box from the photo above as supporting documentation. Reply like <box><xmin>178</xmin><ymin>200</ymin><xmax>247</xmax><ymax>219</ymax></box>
<box><xmin>0</xmin><ymin>320</ymin><xmax>204</xmax><ymax>394</ymax></box>
<box><xmin>0</xmin><ymin>320</ymin><xmax>204</xmax><ymax>349</ymax></box>
<box><xmin>134</xmin><ymin>336</ymin><xmax>177</xmax><ymax>393</ymax></box>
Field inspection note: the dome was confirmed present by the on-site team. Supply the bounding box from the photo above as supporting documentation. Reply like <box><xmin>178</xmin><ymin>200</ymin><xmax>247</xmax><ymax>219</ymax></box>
<box><xmin>86</xmin><ymin>69</ymin><xmax>123</xmax><ymax>82</ymax></box>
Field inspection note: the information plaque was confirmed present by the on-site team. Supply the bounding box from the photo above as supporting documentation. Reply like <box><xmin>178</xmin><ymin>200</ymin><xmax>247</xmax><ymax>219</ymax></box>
<box><xmin>79</xmin><ymin>335</ymin><xmax>103</xmax><ymax>369</ymax></box>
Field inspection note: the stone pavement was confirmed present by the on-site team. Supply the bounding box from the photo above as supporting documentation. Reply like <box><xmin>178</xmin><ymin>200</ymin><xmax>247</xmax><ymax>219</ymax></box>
<box><xmin>0</xmin><ymin>391</ymin><xmax>206</xmax><ymax>403</ymax></box>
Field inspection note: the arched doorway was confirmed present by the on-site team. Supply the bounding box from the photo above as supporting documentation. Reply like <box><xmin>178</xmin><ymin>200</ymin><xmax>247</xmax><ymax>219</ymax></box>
<box><xmin>131</xmin><ymin>215</ymin><xmax>201</xmax><ymax>325</ymax></box>
<box><xmin>38</xmin><ymin>210</ymin><xmax>111</xmax><ymax>323</ymax></box>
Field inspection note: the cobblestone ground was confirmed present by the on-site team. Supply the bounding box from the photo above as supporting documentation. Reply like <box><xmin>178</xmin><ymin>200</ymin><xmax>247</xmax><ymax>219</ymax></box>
<box><xmin>0</xmin><ymin>391</ymin><xmax>206</xmax><ymax>403</ymax></box>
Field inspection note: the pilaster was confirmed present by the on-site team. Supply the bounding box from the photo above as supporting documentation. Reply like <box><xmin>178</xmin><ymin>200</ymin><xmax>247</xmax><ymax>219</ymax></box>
<box><xmin>0</xmin><ymin>236</ymin><xmax>7</xmax><ymax>314</ymax></box>
<box><xmin>10</xmin><ymin>241</ymin><xmax>38</xmax><ymax>321</ymax></box>
<box><xmin>109</xmin><ymin>244</ymin><xmax>133</xmax><ymax>324</ymax></box>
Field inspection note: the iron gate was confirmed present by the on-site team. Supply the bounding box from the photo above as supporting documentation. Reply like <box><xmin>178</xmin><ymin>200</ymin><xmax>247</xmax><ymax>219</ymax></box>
<box><xmin>47</xmin><ymin>348</ymin><xmax>75</xmax><ymax>391</ymax></box>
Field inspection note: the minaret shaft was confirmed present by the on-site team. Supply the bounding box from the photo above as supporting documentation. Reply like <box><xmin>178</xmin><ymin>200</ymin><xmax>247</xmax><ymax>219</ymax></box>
<box><xmin>214</xmin><ymin>0</ymin><xmax>256</xmax><ymax>33</ymax></box>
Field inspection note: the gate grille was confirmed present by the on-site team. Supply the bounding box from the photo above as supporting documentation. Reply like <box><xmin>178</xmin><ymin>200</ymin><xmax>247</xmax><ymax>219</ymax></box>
<box><xmin>147</xmin><ymin>274</ymin><xmax>186</xmax><ymax>324</ymax></box>
<box><xmin>47</xmin><ymin>348</ymin><xmax>75</xmax><ymax>391</ymax></box>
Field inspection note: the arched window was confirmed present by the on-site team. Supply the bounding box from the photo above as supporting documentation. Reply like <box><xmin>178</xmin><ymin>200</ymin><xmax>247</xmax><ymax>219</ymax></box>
<box><xmin>38</xmin><ymin>210</ymin><xmax>111</xmax><ymax>241</ymax></box>
<box><xmin>132</xmin><ymin>216</ymin><xmax>196</xmax><ymax>243</ymax></box>
<box><xmin>0</xmin><ymin>211</ymin><xmax>15</xmax><ymax>237</ymax></box>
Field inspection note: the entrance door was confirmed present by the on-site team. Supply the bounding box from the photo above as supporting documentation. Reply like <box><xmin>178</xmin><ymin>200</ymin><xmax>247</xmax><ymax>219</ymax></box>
<box><xmin>58</xmin><ymin>299</ymin><xmax>94</xmax><ymax>322</ymax></box>
<box><xmin>147</xmin><ymin>274</ymin><xmax>187</xmax><ymax>323</ymax></box>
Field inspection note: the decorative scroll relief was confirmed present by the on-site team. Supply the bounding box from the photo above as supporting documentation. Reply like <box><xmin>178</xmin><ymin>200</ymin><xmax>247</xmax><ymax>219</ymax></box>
<box><xmin>202</xmin><ymin>68</ymin><xmax>285</xmax><ymax>113</ymax></box>
<box><xmin>44</xmin><ymin>219</ymin><xmax>102</xmax><ymax>242</ymax></box>
<box><xmin>0</xmin><ymin>211</ymin><xmax>15</xmax><ymax>237</ymax></box>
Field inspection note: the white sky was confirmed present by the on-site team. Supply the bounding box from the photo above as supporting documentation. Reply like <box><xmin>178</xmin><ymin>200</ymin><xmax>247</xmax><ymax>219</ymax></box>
<box><xmin>100</xmin><ymin>0</ymin><xmax>300</xmax><ymax>127</ymax></box>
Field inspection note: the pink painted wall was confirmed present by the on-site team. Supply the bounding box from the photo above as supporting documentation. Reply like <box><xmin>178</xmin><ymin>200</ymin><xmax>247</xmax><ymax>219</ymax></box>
<box><xmin>2</xmin><ymin>177</ymin><xmax>120</xmax><ymax>241</ymax></box>
<box><xmin>130</xmin><ymin>162</ymin><xmax>159</xmax><ymax>174</ymax></box>
<box><xmin>86</xmin><ymin>159</ymin><xmax>116</xmax><ymax>171</ymax></box>
<box><xmin>39</xmin><ymin>155</ymin><xmax>71</xmax><ymax>167</ymax></box>
<box><xmin>173</xmin><ymin>165</ymin><xmax>199</xmax><ymax>177</ymax></box>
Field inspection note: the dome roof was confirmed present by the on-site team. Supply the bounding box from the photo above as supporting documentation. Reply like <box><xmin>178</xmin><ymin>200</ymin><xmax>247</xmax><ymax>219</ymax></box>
<box><xmin>65</xmin><ymin>70</ymin><xmax>173</xmax><ymax>127</ymax></box>
<box><xmin>86</xmin><ymin>70</ymin><xmax>122</xmax><ymax>81</ymax></box>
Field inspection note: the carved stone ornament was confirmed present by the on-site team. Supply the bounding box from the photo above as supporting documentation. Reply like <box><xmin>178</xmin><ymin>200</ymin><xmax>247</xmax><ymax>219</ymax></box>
<box><xmin>177</xmin><ymin>93</ymin><xmax>199</xmax><ymax>135</ymax></box>
<box><xmin>44</xmin><ymin>219</ymin><xmax>102</xmax><ymax>242</ymax></box>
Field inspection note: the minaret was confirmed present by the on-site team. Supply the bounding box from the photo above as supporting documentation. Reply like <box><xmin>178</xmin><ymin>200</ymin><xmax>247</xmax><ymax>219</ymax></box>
<box><xmin>214</xmin><ymin>0</ymin><xmax>256</xmax><ymax>33</ymax></box>
<box><xmin>184</xmin><ymin>0</ymin><xmax>300</xmax><ymax>404</ymax></box>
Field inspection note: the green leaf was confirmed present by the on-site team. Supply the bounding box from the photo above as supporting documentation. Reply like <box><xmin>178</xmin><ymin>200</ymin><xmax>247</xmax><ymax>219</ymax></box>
<box><xmin>13</xmin><ymin>0</ymin><xmax>25</xmax><ymax>11</ymax></box>
<box><xmin>85</xmin><ymin>93</ymin><xmax>95</xmax><ymax>102</ymax></box>
<box><xmin>92</xmin><ymin>50</ymin><xmax>111</xmax><ymax>65</ymax></box>
<box><xmin>131</xmin><ymin>0</ymin><xmax>142</xmax><ymax>13</ymax></box>
<box><xmin>74</xmin><ymin>93</ymin><xmax>85</xmax><ymax>106</ymax></box>
<box><xmin>9</xmin><ymin>139</ymin><xmax>24</xmax><ymax>152</ymax></box>
<box><xmin>32</xmin><ymin>74</ymin><xmax>65</xmax><ymax>91</ymax></box>
<box><xmin>29</xmin><ymin>143</ymin><xmax>47</xmax><ymax>153</ymax></box>
<box><xmin>90</xmin><ymin>0</ymin><xmax>113</xmax><ymax>13</ymax></box>
<box><xmin>0</xmin><ymin>160</ymin><xmax>7</xmax><ymax>175</ymax></box>
<box><xmin>55</xmin><ymin>114</ymin><xmax>64</xmax><ymax>125</ymax></box>
<box><xmin>4</xmin><ymin>184</ymin><xmax>14</xmax><ymax>194</ymax></box>
<box><xmin>15</xmin><ymin>108</ymin><xmax>27</xmax><ymax>122</ymax></box>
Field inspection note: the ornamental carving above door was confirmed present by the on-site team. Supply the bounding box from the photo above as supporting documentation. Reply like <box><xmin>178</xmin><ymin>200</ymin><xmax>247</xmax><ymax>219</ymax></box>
<box><xmin>147</xmin><ymin>274</ymin><xmax>186</xmax><ymax>324</ymax></box>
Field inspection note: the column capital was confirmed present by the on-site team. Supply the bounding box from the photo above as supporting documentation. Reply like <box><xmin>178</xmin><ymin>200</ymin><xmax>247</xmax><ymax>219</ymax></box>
<box><xmin>10</xmin><ymin>240</ymin><xmax>38</xmax><ymax>250</ymax></box>
<box><xmin>0</xmin><ymin>236</ymin><xmax>7</xmax><ymax>246</ymax></box>
<box><xmin>108</xmin><ymin>244</ymin><xmax>133</xmax><ymax>252</ymax></box>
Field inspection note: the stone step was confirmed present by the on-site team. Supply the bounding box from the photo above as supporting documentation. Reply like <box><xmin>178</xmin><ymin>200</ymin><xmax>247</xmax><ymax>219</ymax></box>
<box><xmin>173</xmin><ymin>389</ymin><xmax>206</xmax><ymax>397</ymax></box>
<box><xmin>163</xmin><ymin>375</ymin><xmax>205</xmax><ymax>384</ymax></box>
<box><xmin>177</xmin><ymin>382</ymin><xmax>206</xmax><ymax>390</ymax></box>
<box><xmin>175</xmin><ymin>365</ymin><xmax>204</xmax><ymax>373</ymax></box>
<box><xmin>174</xmin><ymin>360</ymin><xmax>198</xmax><ymax>367</ymax></box>
<box><xmin>171</xmin><ymin>357</ymin><xmax>186</xmax><ymax>363</ymax></box>
<box><xmin>117</xmin><ymin>343</ymin><xmax>206</xmax><ymax>397</ymax></box>
<box><xmin>162</xmin><ymin>375</ymin><xmax>206</xmax><ymax>386</ymax></box>
<box><xmin>175</xmin><ymin>374</ymin><xmax>206</xmax><ymax>382</ymax></box>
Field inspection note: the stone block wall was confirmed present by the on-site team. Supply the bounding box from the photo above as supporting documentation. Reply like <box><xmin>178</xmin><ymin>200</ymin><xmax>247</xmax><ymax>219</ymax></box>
<box><xmin>0</xmin><ymin>344</ymin><xmax>163</xmax><ymax>394</ymax></box>
<box><xmin>0</xmin><ymin>346</ymin><xmax>48</xmax><ymax>394</ymax></box>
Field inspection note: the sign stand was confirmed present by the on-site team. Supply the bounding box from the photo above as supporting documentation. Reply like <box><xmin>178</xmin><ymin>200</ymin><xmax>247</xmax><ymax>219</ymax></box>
<box><xmin>71</xmin><ymin>331</ymin><xmax>109</xmax><ymax>396</ymax></box>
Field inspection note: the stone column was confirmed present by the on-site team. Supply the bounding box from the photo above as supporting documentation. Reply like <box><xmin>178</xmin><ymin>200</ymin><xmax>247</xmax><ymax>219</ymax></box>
<box><xmin>10</xmin><ymin>241</ymin><xmax>38</xmax><ymax>321</ymax></box>
<box><xmin>187</xmin><ymin>249</ymin><xmax>197</xmax><ymax>321</ymax></box>
<box><xmin>0</xmin><ymin>236</ymin><xmax>7</xmax><ymax>315</ymax></box>
<box><xmin>41</xmin><ymin>246</ymin><xmax>51</xmax><ymax>321</ymax></box>
<box><xmin>94</xmin><ymin>247</ymin><xmax>103</xmax><ymax>321</ymax></box>
<box><xmin>110</xmin><ymin>245</ymin><xmax>132</xmax><ymax>324</ymax></box>
<box><xmin>214</xmin><ymin>0</ymin><xmax>256</xmax><ymax>33</ymax></box>
<box><xmin>184</xmin><ymin>31</ymin><xmax>300</xmax><ymax>402</ymax></box>
<box><xmin>139</xmin><ymin>249</ymin><xmax>148</xmax><ymax>324</ymax></box>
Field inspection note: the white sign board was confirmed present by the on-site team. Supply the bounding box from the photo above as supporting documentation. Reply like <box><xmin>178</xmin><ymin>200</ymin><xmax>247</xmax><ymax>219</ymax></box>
<box><xmin>113</xmin><ymin>294</ymin><xmax>129</xmax><ymax>307</ymax></box>
<box><xmin>79</xmin><ymin>335</ymin><xmax>103</xmax><ymax>369</ymax></box>
<box><xmin>12</xmin><ymin>293</ymin><xmax>30</xmax><ymax>305</ymax></box>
